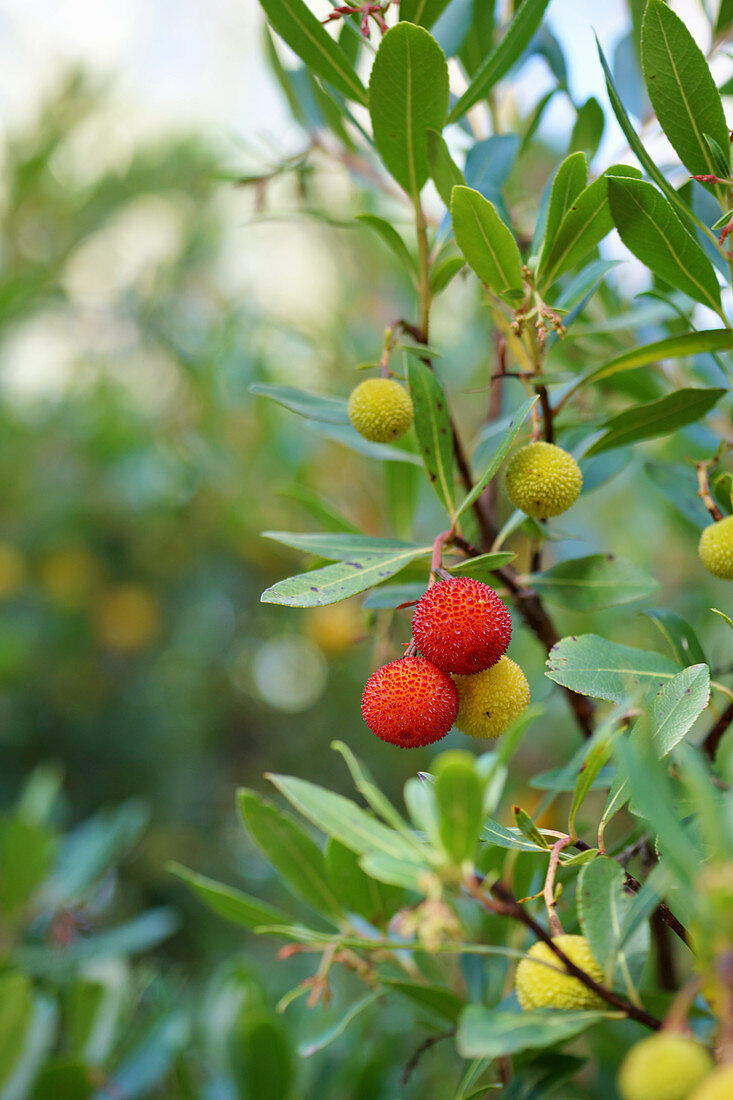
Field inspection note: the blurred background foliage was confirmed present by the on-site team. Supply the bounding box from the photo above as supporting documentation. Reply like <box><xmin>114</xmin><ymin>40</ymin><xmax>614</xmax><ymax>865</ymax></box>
<box><xmin>1</xmin><ymin>2</ymin><xmax>733</xmax><ymax>1095</ymax></box>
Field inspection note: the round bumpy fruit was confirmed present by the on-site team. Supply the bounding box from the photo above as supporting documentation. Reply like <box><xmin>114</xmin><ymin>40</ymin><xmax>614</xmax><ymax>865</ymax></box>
<box><xmin>617</xmin><ymin>1034</ymin><xmax>713</xmax><ymax>1100</ymax></box>
<box><xmin>411</xmin><ymin>578</ymin><xmax>512</xmax><ymax>675</ymax></box>
<box><xmin>699</xmin><ymin>515</ymin><xmax>733</xmax><ymax>579</ymax></box>
<box><xmin>689</xmin><ymin>1066</ymin><xmax>733</xmax><ymax>1100</ymax></box>
<box><xmin>360</xmin><ymin>656</ymin><xmax>458</xmax><ymax>748</ymax></box>
<box><xmin>505</xmin><ymin>441</ymin><xmax>582</xmax><ymax>519</ymax></box>
<box><xmin>454</xmin><ymin>656</ymin><xmax>530</xmax><ymax>740</ymax></box>
<box><xmin>515</xmin><ymin>935</ymin><xmax>604</xmax><ymax>1011</ymax></box>
<box><xmin>347</xmin><ymin>378</ymin><xmax>414</xmax><ymax>443</ymax></box>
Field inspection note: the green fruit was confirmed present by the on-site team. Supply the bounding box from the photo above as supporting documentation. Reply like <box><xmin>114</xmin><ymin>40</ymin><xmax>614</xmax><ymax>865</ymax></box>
<box><xmin>505</xmin><ymin>441</ymin><xmax>582</xmax><ymax>518</ymax></box>
<box><xmin>617</xmin><ymin>1033</ymin><xmax>713</xmax><ymax>1100</ymax></box>
<box><xmin>688</xmin><ymin>1065</ymin><xmax>733</xmax><ymax>1100</ymax></box>
<box><xmin>699</xmin><ymin>515</ymin><xmax>733</xmax><ymax>579</ymax></box>
<box><xmin>453</xmin><ymin>656</ymin><xmax>530</xmax><ymax>740</ymax></box>
<box><xmin>347</xmin><ymin>378</ymin><xmax>414</xmax><ymax>443</ymax></box>
<box><xmin>514</xmin><ymin>934</ymin><xmax>604</xmax><ymax>1010</ymax></box>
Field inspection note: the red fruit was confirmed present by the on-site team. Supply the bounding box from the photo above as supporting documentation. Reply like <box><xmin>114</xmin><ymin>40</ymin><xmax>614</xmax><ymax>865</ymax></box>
<box><xmin>360</xmin><ymin>656</ymin><xmax>458</xmax><ymax>748</ymax></box>
<box><xmin>411</xmin><ymin>577</ymin><xmax>511</xmax><ymax>674</ymax></box>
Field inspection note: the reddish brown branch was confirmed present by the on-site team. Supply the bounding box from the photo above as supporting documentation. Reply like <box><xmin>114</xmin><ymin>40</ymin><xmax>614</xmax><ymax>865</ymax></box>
<box><xmin>703</xmin><ymin>700</ymin><xmax>733</xmax><ymax>759</ymax></box>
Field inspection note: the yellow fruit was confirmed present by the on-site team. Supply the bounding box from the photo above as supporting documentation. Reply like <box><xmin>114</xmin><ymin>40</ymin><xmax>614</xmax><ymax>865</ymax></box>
<box><xmin>0</xmin><ymin>543</ymin><xmax>25</xmax><ymax>599</ymax></box>
<box><xmin>699</xmin><ymin>515</ymin><xmax>733</xmax><ymax>579</ymax></box>
<box><xmin>453</xmin><ymin>656</ymin><xmax>529</xmax><ymax>740</ymax></box>
<box><xmin>305</xmin><ymin>601</ymin><xmax>362</xmax><ymax>655</ymax></box>
<box><xmin>39</xmin><ymin>546</ymin><xmax>103</xmax><ymax>609</ymax></box>
<box><xmin>347</xmin><ymin>378</ymin><xmax>414</xmax><ymax>443</ymax></box>
<box><xmin>617</xmin><ymin>1033</ymin><xmax>713</xmax><ymax>1100</ymax></box>
<box><xmin>515</xmin><ymin>934</ymin><xmax>604</xmax><ymax>1011</ymax></box>
<box><xmin>505</xmin><ymin>441</ymin><xmax>582</xmax><ymax>519</ymax></box>
<box><xmin>95</xmin><ymin>585</ymin><xmax>161</xmax><ymax>651</ymax></box>
<box><xmin>688</xmin><ymin>1065</ymin><xmax>733</xmax><ymax>1100</ymax></box>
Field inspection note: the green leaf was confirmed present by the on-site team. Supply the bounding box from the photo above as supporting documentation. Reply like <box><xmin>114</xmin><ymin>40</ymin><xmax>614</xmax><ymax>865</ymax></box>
<box><xmin>260</xmin><ymin>544</ymin><xmax>431</xmax><ymax>607</ymax></box>
<box><xmin>607</xmin><ymin>177</ymin><xmax>722</xmax><ymax>313</ymax></box>
<box><xmin>267</xmin><ymin>774</ymin><xmax>425</xmax><ymax>863</ymax></box>
<box><xmin>454</xmin><ymin>396</ymin><xmax>536</xmax><ymax>520</ymax></box>
<box><xmin>450</xmin><ymin>186</ymin><xmax>524</xmax><ymax>304</ymax></box>
<box><xmin>276</xmin><ymin>484</ymin><xmax>360</xmax><ymax>534</ymax></box>
<box><xmin>642</xmin><ymin>608</ymin><xmax>707</xmax><ymax>667</ymax></box>
<box><xmin>230</xmin><ymin>1011</ymin><xmax>293</xmax><ymax>1100</ymax></box>
<box><xmin>426</xmin><ymin>129</ymin><xmax>466</xmax><ymax>207</ymax></box>
<box><xmin>31</xmin><ymin>1061</ymin><xmax>93</xmax><ymax>1100</ymax></box>
<box><xmin>262</xmin><ymin>531</ymin><xmax>427</xmax><ymax>561</ymax></box>
<box><xmin>482</xmin><ymin>819</ymin><xmax>553</xmax><ymax>852</ymax></box>
<box><xmin>447</xmin><ymin>552</ymin><xmax>515</xmax><ymax>579</ymax></box>
<box><xmin>568</xmin><ymin>328</ymin><xmax>733</xmax><ymax>397</ymax></box>
<box><xmin>305</xmin><ymin>421</ymin><xmax>423</xmax><ymax>465</ymax></box>
<box><xmin>0</xmin><ymin>816</ymin><xmax>55</xmax><ymax>915</ymax></box>
<box><xmin>237</xmin><ymin>790</ymin><xmax>343</xmax><ymax>921</ymax></box>
<box><xmin>568</xmin><ymin>733</ymin><xmax>615</xmax><ymax>840</ymax></box>
<box><xmin>577</xmin><ymin>856</ymin><xmax>649</xmax><ymax>998</ymax></box>
<box><xmin>355</xmin><ymin>214</ymin><xmax>417</xmax><ymax>274</ymax></box>
<box><xmin>325</xmin><ymin>839</ymin><xmax>400</xmax><ymax>924</ymax></box>
<box><xmin>434</xmin><ymin>751</ymin><xmax>483</xmax><ymax>864</ymax></box>
<box><xmin>569</xmin><ymin>97</ymin><xmax>604</xmax><ymax>160</ymax></box>
<box><xmin>448</xmin><ymin>0</ymin><xmax>551</xmax><ymax>122</ymax></box>
<box><xmin>430</xmin><ymin>255</ymin><xmax>465</xmax><ymax>294</ymax></box>
<box><xmin>399</xmin><ymin>0</ymin><xmax>451</xmax><ymax>28</ymax></box>
<box><xmin>407</xmin><ymin>361</ymin><xmax>456</xmax><ymax>516</ymax></box>
<box><xmin>359</xmin><ymin>851</ymin><xmax>430</xmax><ymax>890</ymax></box>
<box><xmin>0</xmin><ymin>970</ymin><xmax>32</xmax><ymax>1087</ymax></box>
<box><xmin>369</xmin><ymin>22</ymin><xmax>449</xmax><ymax>197</ymax></box>
<box><xmin>457</xmin><ymin>1005</ymin><xmax>606</xmax><ymax>1059</ymax></box>
<box><xmin>332</xmin><ymin>740</ymin><xmax>427</xmax><ymax>857</ymax></box>
<box><xmin>584</xmin><ymin>387</ymin><xmax>726</xmax><ymax>457</ymax></box>
<box><xmin>596</xmin><ymin>36</ymin><xmax>709</xmax><ymax>239</ymax></box>
<box><xmin>249</xmin><ymin>383</ymin><xmax>349</xmax><ymax>424</ymax></box>
<box><xmin>641</xmin><ymin>0</ymin><xmax>729</xmax><ymax>188</ymax></box>
<box><xmin>539</xmin><ymin>165</ymin><xmax>642</xmax><ymax>290</ymax></box>
<box><xmin>259</xmin><ymin>0</ymin><xmax>367</xmax><ymax>104</ymax></box>
<box><xmin>298</xmin><ymin>993</ymin><xmax>380</xmax><ymax>1058</ymax></box>
<box><xmin>168</xmin><ymin>863</ymin><xmax>290</xmax><ymax>928</ymax></box>
<box><xmin>528</xmin><ymin>553</ymin><xmax>659</xmax><ymax>611</ymax></box>
<box><xmin>362</xmin><ymin>582</ymin><xmax>425</xmax><ymax>609</ymax></box>
<box><xmin>539</xmin><ymin>152</ymin><xmax>588</xmax><ymax>267</ymax></box>
<box><xmin>381</xmin><ymin>979</ymin><xmax>463</xmax><ymax>1023</ymax></box>
<box><xmin>546</xmin><ymin>634</ymin><xmax>679</xmax><ymax>703</ymax></box>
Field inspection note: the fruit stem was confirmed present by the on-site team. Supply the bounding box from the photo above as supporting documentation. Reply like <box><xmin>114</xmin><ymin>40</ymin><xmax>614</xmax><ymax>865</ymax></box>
<box><xmin>430</xmin><ymin>530</ymin><xmax>453</xmax><ymax>578</ymax></box>
<box><xmin>696</xmin><ymin>460</ymin><xmax>725</xmax><ymax>522</ymax></box>
<box><xmin>543</xmin><ymin>835</ymin><xmax>571</xmax><ymax>937</ymax></box>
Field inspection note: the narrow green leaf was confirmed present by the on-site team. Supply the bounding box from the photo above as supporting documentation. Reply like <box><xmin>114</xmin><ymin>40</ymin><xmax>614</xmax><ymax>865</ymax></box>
<box><xmin>607</xmin><ymin>177</ymin><xmax>722</xmax><ymax>312</ymax></box>
<box><xmin>399</xmin><ymin>0</ymin><xmax>451</xmax><ymax>28</ymax></box>
<box><xmin>454</xmin><ymin>396</ymin><xmax>536</xmax><ymax>519</ymax></box>
<box><xmin>584</xmin><ymin>387</ymin><xmax>726</xmax><ymax>457</ymax></box>
<box><xmin>642</xmin><ymin>609</ymin><xmax>707</xmax><ymax>667</ymax></box>
<box><xmin>546</xmin><ymin>634</ymin><xmax>679</xmax><ymax>703</ymax></box>
<box><xmin>0</xmin><ymin>970</ymin><xmax>32</xmax><ymax>1087</ymax></box>
<box><xmin>426</xmin><ymin>129</ymin><xmax>466</xmax><ymax>208</ymax></box>
<box><xmin>539</xmin><ymin>152</ymin><xmax>588</xmax><ymax>268</ymax></box>
<box><xmin>325</xmin><ymin>839</ymin><xmax>401</xmax><ymax>924</ymax></box>
<box><xmin>447</xmin><ymin>552</ymin><xmax>515</xmax><ymax>579</ymax></box>
<box><xmin>276</xmin><ymin>485</ymin><xmax>360</xmax><ymax>534</ymax></box>
<box><xmin>356</xmin><ymin>214</ymin><xmax>417</xmax><ymax>274</ymax></box>
<box><xmin>167</xmin><ymin>863</ymin><xmax>290</xmax><ymax>928</ymax></box>
<box><xmin>267</xmin><ymin>774</ymin><xmax>425</xmax><ymax>863</ymax></box>
<box><xmin>249</xmin><ymin>383</ymin><xmax>349</xmax><ymax>424</ymax></box>
<box><xmin>237</xmin><ymin>790</ymin><xmax>343</xmax><ymax>920</ymax></box>
<box><xmin>451</xmin><ymin>185</ymin><xmax>524</xmax><ymax>304</ymax></box>
<box><xmin>298</xmin><ymin>993</ymin><xmax>380</xmax><ymax>1058</ymax></box>
<box><xmin>483</xmin><ymin>819</ymin><xmax>551</xmax><ymax>852</ymax></box>
<box><xmin>231</xmin><ymin>1011</ymin><xmax>293</xmax><ymax>1100</ymax></box>
<box><xmin>362</xmin><ymin>582</ymin><xmax>425</xmax><ymax>609</ymax></box>
<box><xmin>430</xmin><ymin>255</ymin><xmax>465</xmax><ymax>294</ymax></box>
<box><xmin>527</xmin><ymin>553</ymin><xmax>659</xmax><ymax>611</ymax></box>
<box><xmin>381</xmin><ymin>979</ymin><xmax>463</xmax><ymax>1023</ymax></box>
<box><xmin>577</xmin><ymin>856</ymin><xmax>649</xmax><ymax>998</ymax></box>
<box><xmin>332</xmin><ymin>740</ymin><xmax>427</xmax><ymax>856</ymax></box>
<box><xmin>259</xmin><ymin>0</ymin><xmax>367</xmax><ymax>104</ymax></box>
<box><xmin>569</xmin><ymin>96</ymin><xmax>604</xmax><ymax>160</ymax></box>
<box><xmin>305</xmin><ymin>421</ymin><xmax>423</xmax><ymax>464</ymax></box>
<box><xmin>457</xmin><ymin>1006</ymin><xmax>606</xmax><ymax>1059</ymax></box>
<box><xmin>359</xmin><ymin>851</ymin><xmax>431</xmax><ymax>890</ymax></box>
<box><xmin>448</xmin><ymin>0</ymin><xmax>551</xmax><ymax>122</ymax></box>
<box><xmin>262</xmin><ymin>531</ymin><xmax>427</xmax><ymax>560</ymax></box>
<box><xmin>369</xmin><ymin>22</ymin><xmax>449</xmax><ymax>197</ymax></box>
<box><xmin>641</xmin><ymin>0</ymin><xmax>729</xmax><ymax>187</ymax></box>
<box><xmin>596</xmin><ymin>36</ymin><xmax>711</xmax><ymax>238</ymax></box>
<box><xmin>0</xmin><ymin>817</ymin><xmax>55</xmax><ymax>914</ymax></box>
<box><xmin>539</xmin><ymin>165</ymin><xmax>642</xmax><ymax>290</ymax></box>
<box><xmin>260</xmin><ymin>544</ymin><xmax>431</xmax><ymax>607</ymax></box>
<box><xmin>568</xmin><ymin>328</ymin><xmax>733</xmax><ymax>397</ymax></box>
<box><xmin>568</xmin><ymin>734</ymin><xmax>615</xmax><ymax>839</ymax></box>
<box><xmin>408</xmin><ymin>361</ymin><xmax>456</xmax><ymax>516</ymax></box>
<box><xmin>434</xmin><ymin>751</ymin><xmax>483</xmax><ymax>865</ymax></box>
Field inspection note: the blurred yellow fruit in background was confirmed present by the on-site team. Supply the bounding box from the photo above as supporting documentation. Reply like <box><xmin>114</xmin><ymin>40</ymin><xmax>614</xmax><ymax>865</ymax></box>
<box><xmin>39</xmin><ymin>546</ymin><xmax>104</xmax><ymax>609</ymax></box>
<box><xmin>95</xmin><ymin>584</ymin><xmax>162</xmax><ymax>651</ymax></box>
<box><xmin>305</xmin><ymin>600</ymin><xmax>363</xmax><ymax>656</ymax></box>
<box><xmin>0</xmin><ymin>543</ymin><xmax>26</xmax><ymax>599</ymax></box>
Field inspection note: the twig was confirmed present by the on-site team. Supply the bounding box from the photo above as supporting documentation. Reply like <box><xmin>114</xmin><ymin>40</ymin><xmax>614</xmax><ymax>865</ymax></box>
<box><xmin>703</xmin><ymin>699</ymin><xmax>733</xmax><ymax>759</ymax></box>
<box><xmin>543</xmin><ymin>836</ymin><xmax>572</xmax><ymax>936</ymax></box>
<box><xmin>471</xmin><ymin>878</ymin><xmax>663</xmax><ymax>1031</ymax></box>
<box><xmin>696</xmin><ymin>461</ymin><xmax>724</xmax><ymax>522</ymax></box>
<box><xmin>401</xmin><ymin>1029</ymin><xmax>455</xmax><ymax>1085</ymax></box>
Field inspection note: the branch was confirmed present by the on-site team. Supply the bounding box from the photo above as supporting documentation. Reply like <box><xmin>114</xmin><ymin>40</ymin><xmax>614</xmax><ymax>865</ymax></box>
<box><xmin>472</xmin><ymin>878</ymin><xmax>662</xmax><ymax>1031</ymax></box>
<box><xmin>703</xmin><ymin>699</ymin><xmax>733</xmax><ymax>759</ymax></box>
<box><xmin>401</xmin><ymin>1029</ymin><xmax>454</xmax><ymax>1085</ymax></box>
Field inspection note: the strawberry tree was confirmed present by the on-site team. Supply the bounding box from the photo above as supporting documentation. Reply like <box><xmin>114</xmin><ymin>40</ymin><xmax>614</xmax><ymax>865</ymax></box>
<box><xmin>175</xmin><ymin>2</ymin><xmax>733</xmax><ymax>1096</ymax></box>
